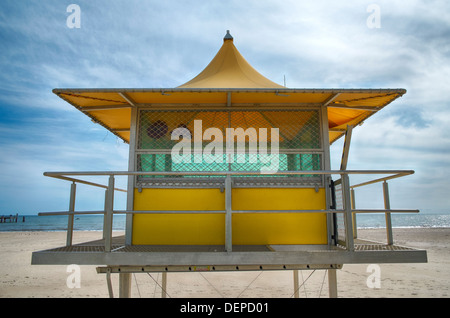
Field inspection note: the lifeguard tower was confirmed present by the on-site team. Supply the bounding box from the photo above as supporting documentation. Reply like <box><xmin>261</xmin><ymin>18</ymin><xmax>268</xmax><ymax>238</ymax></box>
<box><xmin>32</xmin><ymin>31</ymin><xmax>427</xmax><ymax>298</ymax></box>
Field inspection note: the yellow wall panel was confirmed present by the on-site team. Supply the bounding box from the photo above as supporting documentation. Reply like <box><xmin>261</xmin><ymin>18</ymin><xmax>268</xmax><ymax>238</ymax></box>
<box><xmin>132</xmin><ymin>188</ymin><xmax>328</xmax><ymax>245</ymax></box>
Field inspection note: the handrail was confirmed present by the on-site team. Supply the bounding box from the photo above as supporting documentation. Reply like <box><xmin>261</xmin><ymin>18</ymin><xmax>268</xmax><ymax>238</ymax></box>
<box><xmin>40</xmin><ymin>169</ymin><xmax>417</xmax><ymax>252</ymax></box>
<box><xmin>44</xmin><ymin>170</ymin><xmax>414</xmax><ymax>177</ymax></box>
<box><xmin>43</xmin><ymin>174</ymin><xmax>127</xmax><ymax>192</ymax></box>
<box><xmin>39</xmin><ymin>209</ymin><xmax>419</xmax><ymax>216</ymax></box>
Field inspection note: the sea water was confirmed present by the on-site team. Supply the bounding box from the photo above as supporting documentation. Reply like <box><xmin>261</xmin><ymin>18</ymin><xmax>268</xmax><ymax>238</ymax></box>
<box><xmin>0</xmin><ymin>209</ymin><xmax>449</xmax><ymax>232</ymax></box>
<box><xmin>354</xmin><ymin>209</ymin><xmax>450</xmax><ymax>229</ymax></box>
<box><xmin>0</xmin><ymin>214</ymin><xmax>126</xmax><ymax>232</ymax></box>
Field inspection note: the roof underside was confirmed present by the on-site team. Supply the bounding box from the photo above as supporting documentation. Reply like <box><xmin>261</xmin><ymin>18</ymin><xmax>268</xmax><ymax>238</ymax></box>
<box><xmin>53</xmin><ymin>88</ymin><xmax>406</xmax><ymax>144</ymax></box>
<box><xmin>52</xmin><ymin>32</ymin><xmax>406</xmax><ymax>144</ymax></box>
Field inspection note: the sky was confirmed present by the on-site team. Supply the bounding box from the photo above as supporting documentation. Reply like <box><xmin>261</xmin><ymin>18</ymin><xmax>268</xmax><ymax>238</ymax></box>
<box><xmin>0</xmin><ymin>0</ymin><xmax>449</xmax><ymax>215</ymax></box>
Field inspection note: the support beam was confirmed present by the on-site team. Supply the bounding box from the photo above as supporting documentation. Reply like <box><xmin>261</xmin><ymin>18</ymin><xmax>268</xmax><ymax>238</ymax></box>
<box><xmin>125</xmin><ymin>106</ymin><xmax>138</xmax><ymax>246</ymax></box>
<box><xmin>119</xmin><ymin>92</ymin><xmax>137</xmax><ymax>107</ymax></box>
<box><xmin>112</xmin><ymin>128</ymin><xmax>131</xmax><ymax>133</ymax></box>
<box><xmin>66</xmin><ymin>182</ymin><xmax>76</xmax><ymax>247</ymax></box>
<box><xmin>342</xmin><ymin>174</ymin><xmax>355</xmax><ymax>251</ymax></box>
<box><xmin>351</xmin><ymin>188</ymin><xmax>357</xmax><ymax>239</ymax></box>
<box><xmin>162</xmin><ymin>272</ymin><xmax>168</xmax><ymax>298</ymax></box>
<box><xmin>323</xmin><ymin>93</ymin><xmax>341</xmax><ymax>106</ymax></box>
<box><xmin>225</xmin><ymin>175</ymin><xmax>233</xmax><ymax>252</ymax></box>
<box><xmin>328</xmin><ymin>105</ymin><xmax>379</xmax><ymax>112</ymax></box>
<box><xmin>81</xmin><ymin>105</ymin><xmax>131</xmax><ymax>112</ymax></box>
<box><xmin>320</xmin><ymin>105</ymin><xmax>332</xmax><ymax>246</ymax></box>
<box><xmin>340</xmin><ymin>125</ymin><xmax>353</xmax><ymax>171</ymax></box>
<box><xmin>119</xmin><ymin>273</ymin><xmax>132</xmax><ymax>298</ymax></box>
<box><xmin>328</xmin><ymin>269</ymin><xmax>338</xmax><ymax>298</ymax></box>
<box><xmin>293</xmin><ymin>270</ymin><xmax>299</xmax><ymax>298</ymax></box>
<box><xmin>383</xmin><ymin>181</ymin><xmax>394</xmax><ymax>245</ymax></box>
<box><xmin>102</xmin><ymin>189</ymin><xmax>108</xmax><ymax>240</ymax></box>
<box><xmin>104</xmin><ymin>175</ymin><xmax>115</xmax><ymax>252</ymax></box>
<box><xmin>106</xmin><ymin>268</ymin><xmax>114</xmax><ymax>298</ymax></box>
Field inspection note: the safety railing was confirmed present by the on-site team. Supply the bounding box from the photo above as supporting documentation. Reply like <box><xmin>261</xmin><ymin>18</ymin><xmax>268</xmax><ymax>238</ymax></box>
<box><xmin>39</xmin><ymin>170</ymin><xmax>418</xmax><ymax>252</ymax></box>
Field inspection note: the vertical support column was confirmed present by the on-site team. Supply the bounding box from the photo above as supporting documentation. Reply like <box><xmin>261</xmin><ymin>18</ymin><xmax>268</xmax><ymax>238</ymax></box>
<box><xmin>66</xmin><ymin>182</ymin><xmax>76</xmax><ymax>247</ymax></box>
<box><xmin>162</xmin><ymin>272</ymin><xmax>168</xmax><ymax>298</ymax></box>
<box><xmin>104</xmin><ymin>175</ymin><xmax>115</xmax><ymax>252</ymax></box>
<box><xmin>225</xmin><ymin>174</ymin><xmax>233</xmax><ymax>252</ymax></box>
<box><xmin>328</xmin><ymin>269</ymin><xmax>338</xmax><ymax>298</ymax></box>
<box><xmin>126</xmin><ymin>106</ymin><xmax>138</xmax><ymax>246</ymax></box>
<box><xmin>340</xmin><ymin>125</ymin><xmax>353</xmax><ymax>171</ymax></box>
<box><xmin>341</xmin><ymin>174</ymin><xmax>354</xmax><ymax>251</ymax></box>
<box><xmin>106</xmin><ymin>268</ymin><xmax>114</xmax><ymax>298</ymax></box>
<box><xmin>351</xmin><ymin>188</ymin><xmax>357</xmax><ymax>239</ymax></box>
<box><xmin>119</xmin><ymin>273</ymin><xmax>132</xmax><ymax>298</ymax></box>
<box><xmin>320</xmin><ymin>105</ymin><xmax>333</xmax><ymax>246</ymax></box>
<box><xmin>102</xmin><ymin>189</ymin><xmax>108</xmax><ymax>240</ymax></box>
<box><xmin>383</xmin><ymin>181</ymin><xmax>394</xmax><ymax>245</ymax></box>
<box><xmin>293</xmin><ymin>270</ymin><xmax>299</xmax><ymax>298</ymax></box>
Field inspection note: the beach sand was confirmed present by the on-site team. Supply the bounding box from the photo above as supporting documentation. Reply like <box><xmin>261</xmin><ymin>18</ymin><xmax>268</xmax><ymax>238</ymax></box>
<box><xmin>0</xmin><ymin>228</ymin><xmax>449</xmax><ymax>298</ymax></box>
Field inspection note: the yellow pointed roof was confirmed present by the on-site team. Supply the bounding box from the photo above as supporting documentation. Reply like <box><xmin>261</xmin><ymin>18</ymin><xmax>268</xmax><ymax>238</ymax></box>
<box><xmin>178</xmin><ymin>31</ymin><xmax>284</xmax><ymax>89</ymax></box>
<box><xmin>52</xmin><ymin>31</ymin><xmax>406</xmax><ymax>145</ymax></box>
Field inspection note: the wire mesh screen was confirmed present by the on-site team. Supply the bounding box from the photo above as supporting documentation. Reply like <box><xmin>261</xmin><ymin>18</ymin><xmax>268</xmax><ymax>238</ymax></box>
<box><xmin>136</xmin><ymin>109</ymin><xmax>323</xmax><ymax>188</ymax></box>
<box><xmin>334</xmin><ymin>182</ymin><xmax>346</xmax><ymax>246</ymax></box>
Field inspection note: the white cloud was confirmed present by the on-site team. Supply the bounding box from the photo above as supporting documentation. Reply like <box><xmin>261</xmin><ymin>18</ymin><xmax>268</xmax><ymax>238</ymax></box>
<box><xmin>1</xmin><ymin>0</ymin><xmax>449</xmax><ymax>213</ymax></box>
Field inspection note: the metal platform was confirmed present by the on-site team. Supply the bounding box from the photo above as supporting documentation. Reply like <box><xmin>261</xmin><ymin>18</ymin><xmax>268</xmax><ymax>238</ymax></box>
<box><xmin>31</xmin><ymin>235</ymin><xmax>427</xmax><ymax>270</ymax></box>
<box><xmin>32</xmin><ymin>170</ymin><xmax>428</xmax><ymax>298</ymax></box>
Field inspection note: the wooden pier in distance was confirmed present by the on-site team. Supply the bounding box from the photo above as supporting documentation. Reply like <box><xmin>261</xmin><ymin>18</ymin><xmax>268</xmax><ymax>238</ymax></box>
<box><xmin>0</xmin><ymin>213</ymin><xmax>23</xmax><ymax>223</ymax></box>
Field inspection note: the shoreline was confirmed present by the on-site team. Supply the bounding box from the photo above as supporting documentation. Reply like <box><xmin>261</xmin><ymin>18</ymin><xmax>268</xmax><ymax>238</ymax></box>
<box><xmin>0</xmin><ymin>228</ymin><xmax>449</xmax><ymax>298</ymax></box>
<box><xmin>1</xmin><ymin>225</ymin><xmax>449</xmax><ymax>233</ymax></box>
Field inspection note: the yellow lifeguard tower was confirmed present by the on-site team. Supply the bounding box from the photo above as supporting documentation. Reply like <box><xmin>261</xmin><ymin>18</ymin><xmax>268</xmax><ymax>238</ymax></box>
<box><xmin>32</xmin><ymin>31</ymin><xmax>426</xmax><ymax>298</ymax></box>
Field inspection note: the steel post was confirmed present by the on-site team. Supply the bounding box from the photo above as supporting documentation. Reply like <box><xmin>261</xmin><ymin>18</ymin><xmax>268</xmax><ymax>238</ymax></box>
<box><xmin>66</xmin><ymin>182</ymin><xmax>76</xmax><ymax>247</ymax></box>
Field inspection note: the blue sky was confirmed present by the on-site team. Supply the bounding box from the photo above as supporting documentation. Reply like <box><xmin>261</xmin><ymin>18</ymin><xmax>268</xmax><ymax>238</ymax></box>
<box><xmin>0</xmin><ymin>0</ymin><xmax>449</xmax><ymax>214</ymax></box>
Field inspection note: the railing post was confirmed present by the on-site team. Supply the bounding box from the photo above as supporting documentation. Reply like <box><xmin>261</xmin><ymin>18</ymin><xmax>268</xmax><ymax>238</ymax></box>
<box><xmin>102</xmin><ymin>189</ymin><xmax>108</xmax><ymax>240</ymax></box>
<box><xmin>66</xmin><ymin>182</ymin><xmax>76</xmax><ymax>247</ymax></box>
<box><xmin>328</xmin><ymin>268</ymin><xmax>338</xmax><ymax>298</ymax></box>
<box><xmin>104</xmin><ymin>175</ymin><xmax>115</xmax><ymax>252</ymax></box>
<box><xmin>342</xmin><ymin>174</ymin><xmax>354</xmax><ymax>251</ymax></box>
<box><xmin>351</xmin><ymin>188</ymin><xmax>357</xmax><ymax>239</ymax></box>
<box><xmin>119</xmin><ymin>273</ymin><xmax>132</xmax><ymax>298</ymax></box>
<box><xmin>293</xmin><ymin>270</ymin><xmax>299</xmax><ymax>298</ymax></box>
<box><xmin>162</xmin><ymin>272</ymin><xmax>168</xmax><ymax>298</ymax></box>
<box><xmin>383</xmin><ymin>181</ymin><xmax>394</xmax><ymax>245</ymax></box>
<box><xmin>225</xmin><ymin>174</ymin><xmax>232</xmax><ymax>252</ymax></box>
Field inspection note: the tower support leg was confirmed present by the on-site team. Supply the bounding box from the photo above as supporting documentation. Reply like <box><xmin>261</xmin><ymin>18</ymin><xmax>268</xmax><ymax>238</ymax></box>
<box><xmin>119</xmin><ymin>273</ymin><xmax>132</xmax><ymax>298</ymax></box>
<box><xmin>328</xmin><ymin>269</ymin><xmax>338</xmax><ymax>298</ymax></box>
<box><xmin>162</xmin><ymin>272</ymin><xmax>168</xmax><ymax>298</ymax></box>
<box><xmin>293</xmin><ymin>270</ymin><xmax>299</xmax><ymax>298</ymax></box>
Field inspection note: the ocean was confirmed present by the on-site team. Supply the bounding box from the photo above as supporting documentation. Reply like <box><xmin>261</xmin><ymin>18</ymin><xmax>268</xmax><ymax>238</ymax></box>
<box><xmin>0</xmin><ymin>209</ymin><xmax>449</xmax><ymax>232</ymax></box>
<box><xmin>0</xmin><ymin>214</ymin><xmax>126</xmax><ymax>232</ymax></box>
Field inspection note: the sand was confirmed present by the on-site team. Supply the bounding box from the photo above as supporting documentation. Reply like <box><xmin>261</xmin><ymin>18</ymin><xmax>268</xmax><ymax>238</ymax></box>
<box><xmin>0</xmin><ymin>228</ymin><xmax>449</xmax><ymax>298</ymax></box>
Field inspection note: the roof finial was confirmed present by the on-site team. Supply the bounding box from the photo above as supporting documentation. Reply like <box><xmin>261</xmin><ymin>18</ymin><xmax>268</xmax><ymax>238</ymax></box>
<box><xmin>224</xmin><ymin>30</ymin><xmax>233</xmax><ymax>41</ymax></box>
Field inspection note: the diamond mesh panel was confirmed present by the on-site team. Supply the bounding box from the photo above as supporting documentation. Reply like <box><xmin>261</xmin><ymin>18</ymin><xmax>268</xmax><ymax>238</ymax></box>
<box><xmin>136</xmin><ymin>109</ymin><xmax>323</xmax><ymax>188</ymax></box>
<box><xmin>334</xmin><ymin>183</ymin><xmax>346</xmax><ymax>246</ymax></box>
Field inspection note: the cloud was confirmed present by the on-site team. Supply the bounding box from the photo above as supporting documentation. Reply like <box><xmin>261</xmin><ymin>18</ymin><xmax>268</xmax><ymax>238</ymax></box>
<box><xmin>0</xmin><ymin>0</ymin><xmax>449</xmax><ymax>214</ymax></box>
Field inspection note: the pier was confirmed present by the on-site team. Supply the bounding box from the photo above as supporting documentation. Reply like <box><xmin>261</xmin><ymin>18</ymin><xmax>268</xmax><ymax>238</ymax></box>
<box><xmin>0</xmin><ymin>213</ymin><xmax>24</xmax><ymax>223</ymax></box>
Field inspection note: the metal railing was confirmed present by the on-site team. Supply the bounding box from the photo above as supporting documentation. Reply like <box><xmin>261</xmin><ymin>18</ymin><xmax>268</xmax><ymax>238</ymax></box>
<box><xmin>39</xmin><ymin>170</ymin><xmax>418</xmax><ymax>252</ymax></box>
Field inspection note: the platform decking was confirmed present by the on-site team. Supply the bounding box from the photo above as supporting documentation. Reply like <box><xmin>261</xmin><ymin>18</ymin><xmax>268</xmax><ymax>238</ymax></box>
<box><xmin>32</xmin><ymin>170</ymin><xmax>428</xmax><ymax>273</ymax></box>
<box><xmin>31</xmin><ymin>235</ymin><xmax>427</xmax><ymax>271</ymax></box>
